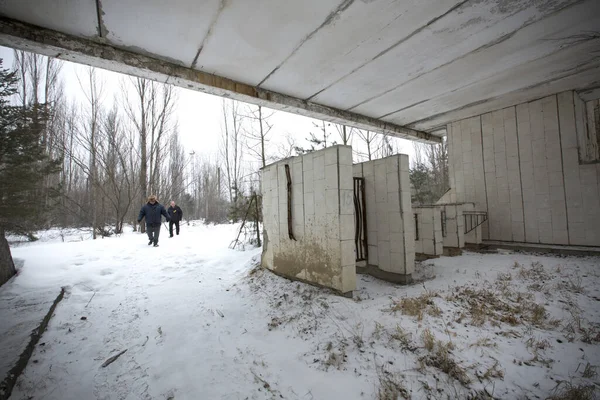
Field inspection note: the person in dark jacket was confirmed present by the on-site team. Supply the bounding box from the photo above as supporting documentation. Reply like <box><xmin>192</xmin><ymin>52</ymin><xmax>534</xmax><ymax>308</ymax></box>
<box><xmin>137</xmin><ymin>195</ymin><xmax>170</xmax><ymax>247</ymax></box>
<box><xmin>167</xmin><ymin>201</ymin><xmax>183</xmax><ymax>238</ymax></box>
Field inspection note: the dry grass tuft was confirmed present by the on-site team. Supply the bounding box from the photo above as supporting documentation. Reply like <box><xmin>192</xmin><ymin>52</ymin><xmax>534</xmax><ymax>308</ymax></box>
<box><xmin>563</xmin><ymin>308</ymin><xmax>600</xmax><ymax>344</ymax></box>
<box><xmin>496</xmin><ymin>272</ymin><xmax>512</xmax><ymax>282</ymax></box>
<box><xmin>512</xmin><ymin>261</ymin><xmax>522</xmax><ymax>270</ymax></box>
<box><xmin>466</xmin><ymin>389</ymin><xmax>497</xmax><ymax>400</ymax></box>
<box><xmin>422</xmin><ymin>328</ymin><xmax>435</xmax><ymax>352</ymax></box>
<box><xmin>469</xmin><ymin>337</ymin><xmax>497</xmax><ymax>349</ymax></box>
<box><xmin>475</xmin><ymin>359</ymin><xmax>505</xmax><ymax>382</ymax></box>
<box><xmin>377</xmin><ymin>366</ymin><xmax>410</xmax><ymax>400</ymax></box>
<box><xmin>548</xmin><ymin>381</ymin><xmax>596</xmax><ymax>400</ymax></box>
<box><xmin>581</xmin><ymin>362</ymin><xmax>598</xmax><ymax>379</ymax></box>
<box><xmin>518</xmin><ymin>261</ymin><xmax>550</xmax><ymax>281</ymax></box>
<box><xmin>530</xmin><ymin>304</ymin><xmax>548</xmax><ymax>326</ymax></box>
<box><xmin>526</xmin><ymin>337</ymin><xmax>553</xmax><ymax>352</ymax></box>
<box><xmin>523</xmin><ymin>336</ymin><xmax>554</xmax><ymax>367</ymax></box>
<box><xmin>555</xmin><ymin>273</ymin><xmax>586</xmax><ymax>294</ymax></box>
<box><xmin>580</xmin><ymin>324</ymin><xmax>600</xmax><ymax>344</ymax></box>
<box><xmin>373</xmin><ymin>322</ymin><xmax>385</xmax><ymax>340</ymax></box>
<box><xmin>323</xmin><ymin>341</ymin><xmax>347</xmax><ymax>370</ymax></box>
<box><xmin>419</xmin><ymin>329</ymin><xmax>468</xmax><ymax>386</ymax></box>
<box><xmin>566</xmin><ymin>274</ymin><xmax>584</xmax><ymax>294</ymax></box>
<box><xmin>389</xmin><ymin>291</ymin><xmax>441</xmax><ymax>321</ymax></box>
<box><xmin>449</xmin><ymin>282</ymin><xmax>552</xmax><ymax>329</ymax></box>
<box><xmin>391</xmin><ymin>325</ymin><xmax>417</xmax><ymax>352</ymax></box>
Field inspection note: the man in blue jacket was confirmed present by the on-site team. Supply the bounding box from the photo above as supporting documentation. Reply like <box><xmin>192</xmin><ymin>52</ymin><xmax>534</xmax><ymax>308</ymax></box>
<box><xmin>137</xmin><ymin>195</ymin><xmax>170</xmax><ymax>247</ymax></box>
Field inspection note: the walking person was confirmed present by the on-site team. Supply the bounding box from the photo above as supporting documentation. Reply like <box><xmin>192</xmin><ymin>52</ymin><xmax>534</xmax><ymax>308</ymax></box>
<box><xmin>137</xmin><ymin>195</ymin><xmax>170</xmax><ymax>247</ymax></box>
<box><xmin>167</xmin><ymin>201</ymin><xmax>183</xmax><ymax>237</ymax></box>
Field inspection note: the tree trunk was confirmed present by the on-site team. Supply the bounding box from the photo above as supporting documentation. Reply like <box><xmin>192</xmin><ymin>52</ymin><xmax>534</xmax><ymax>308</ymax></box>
<box><xmin>0</xmin><ymin>229</ymin><xmax>16</xmax><ymax>287</ymax></box>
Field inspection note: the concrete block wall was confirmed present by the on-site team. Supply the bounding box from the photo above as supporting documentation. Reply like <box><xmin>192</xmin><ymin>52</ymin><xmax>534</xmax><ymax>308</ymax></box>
<box><xmin>439</xmin><ymin>204</ymin><xmax>465</xmax><ymax>249</ymax></box>
<box><xmin>262</xmin><ymin>145</ymin><xmax>356</xmax><ymax>294</ymax></box>
<box><xmin>447</xmin><ymin>116</ymin><xmax>488</xmax><ymax>237</ymax></box>
<box><xmin>447</xmin><ymin>91</ymin><xmax>600</xmax><ymax>246</ymax></box>
<box><xmin>413</xmin><ymin>206</ymin><xmax>443</xmax><ymax>256</ymax></box>
<box><xmin>353</xmin><ymin>154</ymin><xmax>414</xmax><ymax>277</ymax></box>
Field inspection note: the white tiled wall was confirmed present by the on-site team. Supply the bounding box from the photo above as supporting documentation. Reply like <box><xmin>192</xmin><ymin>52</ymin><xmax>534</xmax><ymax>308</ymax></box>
<box><xmin>413</xmin><ymin>207</ymin><xmax>443</xmax><ymax>256</ymax></box>
<box><xmin>354</xmin><ymin>154</ymin><xmax>414</xmax><ymax>276</ymax></box>
<box><xmin>262</xmin><ymin>146</ymin><xmax>357</xmax><ymax>293</ymax></box>
<box><xmin>447</xmin><ymin>91</ymin><xmax>600</xmax><ymax>246</ymax></box>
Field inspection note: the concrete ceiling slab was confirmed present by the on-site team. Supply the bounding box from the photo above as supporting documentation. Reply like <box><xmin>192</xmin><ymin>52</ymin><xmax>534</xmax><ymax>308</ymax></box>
<box><xmin>0</xmin><ymin>0</ymin><xmax>598</xmax><ymax>139</ymax></box>
<box><xmin>100</xmin><ymin>0</ymin><xmax>222</xmax><ymax>67</ymax></box>
<box><xmin>353</xmin><ymin>0</ymin><xmax>600</xmax><ymax>124</ymax></box>
<box><xmin>309</xmin><ymin>0</ymin><xmax>579</xmax><ymax>110</ymax></box>
<box><xmin>387</xmin><ymin>40</ymin><xmax>600</xmax><ymax>130</ymax></box>
<box><xmin>407</xmin><ymin>66</ymin><xmax>600</xmax><ymax>130</ymax></box>
<box><xmin>258</xmin><ymin>0</ymin><xmax>462</xmax><ymax>99</ymax></box>
<box><xmin>192</xmin><ymin>0</ymin><xmax>343</xmax><ymax>86</ymax></box>
<box><xmin>0</xmin><ymin>0</ymin><xmax>97</xmax><ymax>37</ymax></box>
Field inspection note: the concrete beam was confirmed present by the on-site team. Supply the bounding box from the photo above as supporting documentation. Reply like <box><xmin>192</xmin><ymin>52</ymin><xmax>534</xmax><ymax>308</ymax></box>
<box><xmin>0</xmin><ymin>17</ymin><xmax>441</xmax><ymax>143</ymax></box>
<box><xmin>578</xmin><ymin>86</ymin><xmax>600</xmax><ymax>102</ymax></box>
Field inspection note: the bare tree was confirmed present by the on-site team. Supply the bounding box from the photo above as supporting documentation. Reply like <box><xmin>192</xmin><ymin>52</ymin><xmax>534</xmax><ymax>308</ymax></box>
<box><xmin>77</xmin><ymin>67</ymin><xmax>104</xmax><ymax>238</ymax></box>
<box><xmin>220</xmin><ymin>99</ymin><xmax>245</xmax><ymax>204</ymax></box>
<box><xmin>123</xmin><ymin>77</ymin><xmax>176</xmax><ymax>232</ymax></box>
<box><xmin>335</xmin><ymin>124</ymin><xmax>354</xmax><ymax>146</ymax></box>
<box><xmin>97</xmin><ymin>105</ymin><xmax>140</xmax><ymax>233</ymax></box>
<box><xmin>355</xmin><ymin>129</ymin><xmax>383</xmax><ymax>162</ymax></box>
<box><xmin>243</xmin><ymin>105</ymin><xmax>274</xmax><ymax>169</ymax></box>
<box><xmin>276</xmin><ymin>132</ymin><xmax>297</xmax><ymax>159</ymax></box>
<box><xmin>13</xmin><ymin>50</ymin><xmax>27</xmax><ymax>107</ymax></box>
<box><xmin>148</xmin><ymin>83</ymin><xmax>175</xmax><ymax>198</ymax></box>
<box><xmin>379</xmin><ymin>134</ymin><xmax>394</xmax><ymax>158</ymax></box>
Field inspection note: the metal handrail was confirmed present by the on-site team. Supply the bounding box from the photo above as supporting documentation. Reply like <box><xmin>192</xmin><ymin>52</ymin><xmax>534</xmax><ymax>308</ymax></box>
<box><xmin>463</xmin><ymin>211</ymin><xmax>487</xmax><ymax>234</ymax></box>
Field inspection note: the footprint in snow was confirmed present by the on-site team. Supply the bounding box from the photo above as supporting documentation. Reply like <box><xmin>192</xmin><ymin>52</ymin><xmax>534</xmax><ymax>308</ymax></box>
<box><xmin>100</xmin><ymin>269</ymin><xmax>113</xmax><ymax>276</ymax></box>
<box><xmin>155</xmin><ymin>326</ymin><xmax>165</xmax><ymax>346</ymax></box>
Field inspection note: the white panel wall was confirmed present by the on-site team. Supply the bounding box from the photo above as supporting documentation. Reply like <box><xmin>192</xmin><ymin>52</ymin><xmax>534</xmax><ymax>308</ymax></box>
<box><xmin>447</xmin><ymin>91</ymin><xmax>600</xmax><ymax>246</ymax></box>
<box><xmin>354</xmin><ymin>154</ymin><xmax>414</xmax><ymax>276</ymax></box>
<box><xmin>262</xmin><ymin>146</ymin><xmax>356</xmax><ymax>293</ymax></box>
<box><xmin>413</xmin><ymin>207</ymin><xmax>443</xmax><ymax>256</ymax></box>
<box><xmin>448</xmin><ymin>117</ymin><xmax>488</xmax><ymax>237</ymax></box>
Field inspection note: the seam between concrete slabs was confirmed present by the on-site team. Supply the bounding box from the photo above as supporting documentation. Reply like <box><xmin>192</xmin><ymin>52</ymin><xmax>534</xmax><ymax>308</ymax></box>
<box><xmin>397</xmin><ymin>156</ymin><xmax>407</xmax><ymax>274</ymax></box>
<box><xmin>514</xmin><ymin>105</ymin><xmax>528</xmax><ymax>243</ymax></box>
<box><xmin>301</xmin><ymin>156</ymin><xmax>306</xmax><ymax>243</ymax></box>
<box><xmin>479</xmin><ymin>115</ymin><xmax>490</xmax><ymax>240</ymax></box>
<box><xmin>556</xmin><ymin>93</ymin><xmax>571</xmax><ymax>245</ymax></box>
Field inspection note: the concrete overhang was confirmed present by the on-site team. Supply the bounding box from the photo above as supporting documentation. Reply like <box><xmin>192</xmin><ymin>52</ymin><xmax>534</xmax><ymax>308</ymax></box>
<box><xmin>1</xmin><ymin>0</ymin><xmax>599</xmax><ymax>143</ymax></box>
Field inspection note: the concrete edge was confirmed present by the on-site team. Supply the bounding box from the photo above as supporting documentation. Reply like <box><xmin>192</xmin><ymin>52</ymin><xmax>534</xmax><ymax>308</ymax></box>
<box><xmin>415</xmin><ymin>253</ymin><xmax>441</xmax><ymax>261</ymax></box>
<box><xmin>443</xmin><ymin>247</ymin><xmax>463</xmax><ymax>257</ymax></box>
<box><xmin>356</xmin><ymin>265</ymin><xmax>413</xmax><ymax>285</ymax></box>
<box><xmin>467</xmin><ymin>242</ymin><xmax>600</xmax><ymax>257</ymax></box>
<box><xmin>0</xmin><ymin>287</ymin><xmax>65</xmax><ymax>400</ymax></box>
<box><xmin>263</xmin><ymin>267</ymin><xmax>353</xmax><ymax>298</ymax></box>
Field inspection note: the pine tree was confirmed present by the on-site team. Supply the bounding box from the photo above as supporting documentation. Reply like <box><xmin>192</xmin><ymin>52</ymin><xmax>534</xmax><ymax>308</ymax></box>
<box><xmin>0</xmin><ymin>59</ymin><xmax>60</xmax><ymax>286</ymax></box>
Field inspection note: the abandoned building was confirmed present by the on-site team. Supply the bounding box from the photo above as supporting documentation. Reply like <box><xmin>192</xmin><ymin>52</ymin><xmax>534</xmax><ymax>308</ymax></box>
<box><xmin>0</xmin><ymin>0</ymin><xmax>599</xmax><ymax>293</ymax></box>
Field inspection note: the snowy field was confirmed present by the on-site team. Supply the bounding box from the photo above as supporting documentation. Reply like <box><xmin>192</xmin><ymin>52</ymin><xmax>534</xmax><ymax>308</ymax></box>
<box><xmin>1</xmin><ymin>222</ymin><xmax>599</xmax><ymax>400</ymax></box>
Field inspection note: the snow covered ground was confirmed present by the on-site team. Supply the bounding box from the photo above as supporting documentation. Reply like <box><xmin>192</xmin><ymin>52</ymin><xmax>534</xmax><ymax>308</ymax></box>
<box><xmin>1</xmin><ymin>222</ymin><xmax>599</xmax><ymax>400</ymax></box>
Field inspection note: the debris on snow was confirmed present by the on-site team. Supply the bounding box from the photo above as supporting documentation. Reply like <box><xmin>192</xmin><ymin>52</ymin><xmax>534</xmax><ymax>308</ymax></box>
<box><xmin>101</xmin><ymin>349</ymin><xmax>127</xmax><ymax>368</ymax></box>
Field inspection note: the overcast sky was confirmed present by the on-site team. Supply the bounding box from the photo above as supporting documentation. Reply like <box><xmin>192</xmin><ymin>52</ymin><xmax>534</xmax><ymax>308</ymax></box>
<box><xmin>0</xmin><ymin>46</ymin><xmax>415</xmax><ymax>164</ymax></box>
